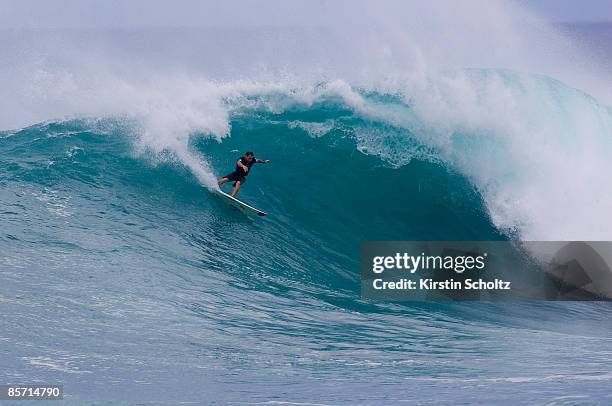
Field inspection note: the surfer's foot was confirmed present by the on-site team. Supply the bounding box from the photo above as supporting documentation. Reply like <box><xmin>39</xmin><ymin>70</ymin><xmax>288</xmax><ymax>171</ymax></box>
<box><xmin>231</xmin><ymin>181</ymin><xmax>241</xmax><ymax>197</ymax></box>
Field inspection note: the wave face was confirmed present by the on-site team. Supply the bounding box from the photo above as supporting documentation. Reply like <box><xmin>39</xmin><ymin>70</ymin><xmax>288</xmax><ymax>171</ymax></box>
<box><xmin>2</xmin><ymin>89</ymin><xmax>612</xmax><ymax>404</ymax></box>
<box><xmin>2</xmin><ymin>0</ymin><xmax>612</xmax><ymax>403</ymax></box>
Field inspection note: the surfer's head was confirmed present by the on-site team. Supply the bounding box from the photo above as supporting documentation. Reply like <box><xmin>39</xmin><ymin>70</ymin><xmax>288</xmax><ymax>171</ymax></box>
<box><xmin>244</xmin><ymin>151</ymin><xmax>254</xmax><ymax>161</ymax></box>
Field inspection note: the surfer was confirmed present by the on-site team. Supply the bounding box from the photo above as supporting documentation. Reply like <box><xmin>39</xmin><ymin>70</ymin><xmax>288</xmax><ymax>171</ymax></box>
<box><xmin>217</xmin><ymin>151</ymin><xmax>270</xmax><ymax>197</ymax></box>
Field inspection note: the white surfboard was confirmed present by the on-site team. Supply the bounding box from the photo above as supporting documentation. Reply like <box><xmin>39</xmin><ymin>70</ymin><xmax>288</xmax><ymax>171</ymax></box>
<box><xmin>213</xmin><ymin>188</ymin><xmax>267</xmax><ymax>217</ymax></box>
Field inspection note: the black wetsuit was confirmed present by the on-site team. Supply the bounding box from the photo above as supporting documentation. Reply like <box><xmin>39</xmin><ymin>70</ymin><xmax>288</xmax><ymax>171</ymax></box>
<box><xmin>224</xmin><ymin>156</ymin><xmax>257</xmax><ymax>185</ymax></box>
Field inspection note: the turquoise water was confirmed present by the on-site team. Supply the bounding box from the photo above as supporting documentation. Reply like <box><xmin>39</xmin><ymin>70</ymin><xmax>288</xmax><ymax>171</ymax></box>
<box><xmin>2</xmin><ymin>92</ymin><xmax>612</xmax><ymax>404</ymax></box>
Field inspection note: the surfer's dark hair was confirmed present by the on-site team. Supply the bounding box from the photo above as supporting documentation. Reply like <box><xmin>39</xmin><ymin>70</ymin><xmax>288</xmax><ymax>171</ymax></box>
<box><xmin>245</xmin><ymin>151</ymin><xmax>254</xmax><ymax>157</ymax></box>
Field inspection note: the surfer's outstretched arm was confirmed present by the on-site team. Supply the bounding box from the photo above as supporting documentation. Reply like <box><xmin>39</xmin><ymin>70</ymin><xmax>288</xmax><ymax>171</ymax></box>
<box><xmin>255</xmin><ymin>159</ymin><xmax>271</xmax><ymax>163</ymax></box>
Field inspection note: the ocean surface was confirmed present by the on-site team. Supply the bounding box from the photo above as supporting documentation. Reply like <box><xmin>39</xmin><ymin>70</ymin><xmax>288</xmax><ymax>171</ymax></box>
<box><xmin>1</xmin><ymin>3</ymin><xmax>612</xmax><ymax>404</ymax></box>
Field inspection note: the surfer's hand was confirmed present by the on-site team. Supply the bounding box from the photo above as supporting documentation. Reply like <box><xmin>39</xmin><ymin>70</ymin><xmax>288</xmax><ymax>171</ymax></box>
<box><xmin>243</xmin><ymin>166</ymin><xmax>249</xmax><ymax>172</ymax></box>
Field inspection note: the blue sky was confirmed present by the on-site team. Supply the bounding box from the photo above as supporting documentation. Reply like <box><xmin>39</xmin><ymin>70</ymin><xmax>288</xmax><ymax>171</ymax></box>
<box><xmin>521</xmin><ymin>0</ymin><xmax>612</xmax><ymax>22</ymax></box>
<box><xmin>0</xmin><ymin>0</ymin><xmax>610</xmax><ymax>29</ymax></box>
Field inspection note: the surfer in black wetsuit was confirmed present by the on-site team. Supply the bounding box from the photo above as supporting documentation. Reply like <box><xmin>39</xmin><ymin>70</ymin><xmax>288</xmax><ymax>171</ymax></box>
<box><xmin>217</xmin><ymin>151</ymin><xmax>270</xmax><ymax>197</ymax></box>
